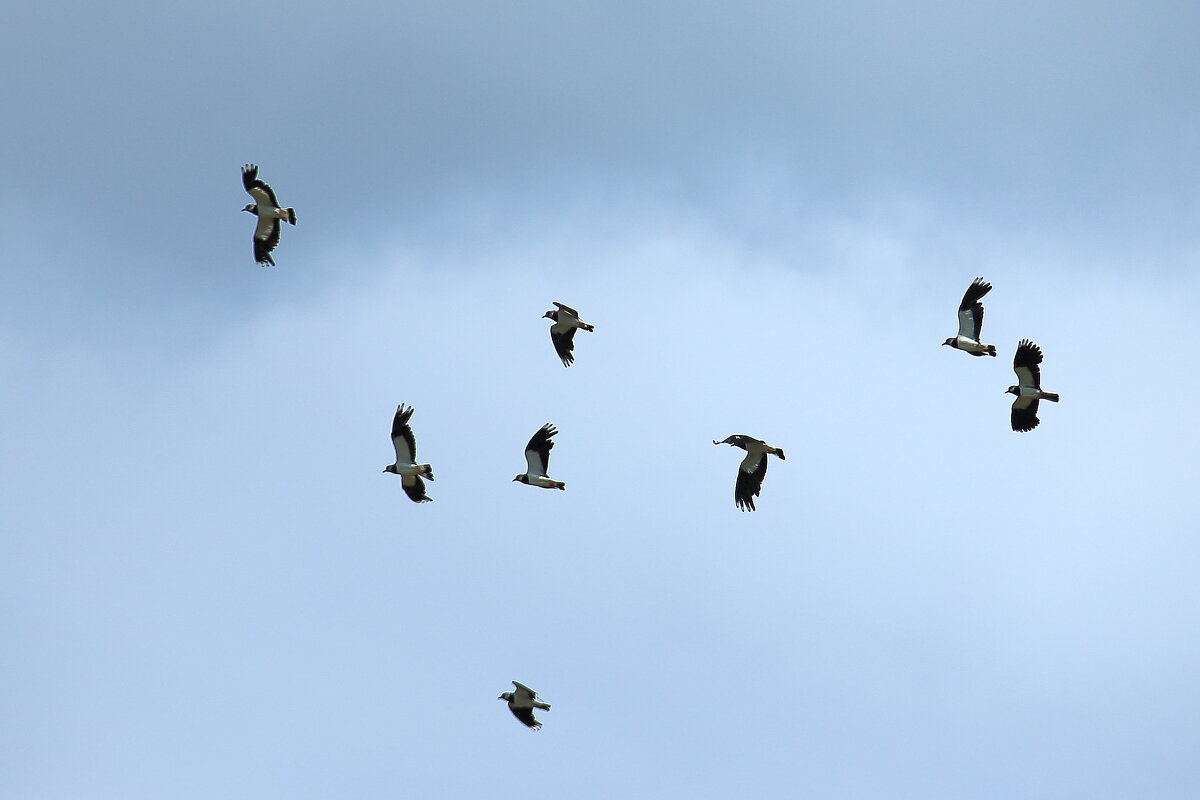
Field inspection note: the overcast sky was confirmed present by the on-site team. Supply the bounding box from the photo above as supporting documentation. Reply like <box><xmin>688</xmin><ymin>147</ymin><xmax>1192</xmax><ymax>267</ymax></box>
<box><xmin>3</xmin><ymin>2</ymin><xmax>1200</xmax><ymax>798</ymax></box>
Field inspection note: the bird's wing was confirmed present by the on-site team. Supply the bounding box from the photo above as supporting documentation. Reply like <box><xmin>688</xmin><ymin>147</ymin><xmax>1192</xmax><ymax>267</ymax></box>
<box><xmin>956</xmin><ymin>278</ymin><xmax>991</xmax><ymax>339</ymax></box>
<box><xmin>1012</xmin><ymin>339</ymin><xmax>1043</xmax><ymax>389</ymax></box>
<box><xmin>552</xmin><ymin>301</ymin><xmax>580</xmax><ymax>318</ymax></box>
<box><xmin>550</xmin><ymin>325</ymin><xmax>578</xmax><ymax>367</ymax></box>
<box><xmin>1011</xmin><ymin>396</ymin><xmax>1041</xmax><ymax>432</ymax></box>
<box><xmin>400</xmin><ymin>473</ymin><xmax>432</xmax><ymax>503</ymax></box>
<box><xmin>523</xmin><ymin>425</ymin><xmax>556</xmax><ymax>477</ymax></box>
<box><xmin>734</xmin><ymin>450</ymin><xmax>768</xmax><ymax>512</ymax></box>
<box><xmin>252</xmin><ymin>218</ymin><xmax>281</xmax><ymax>265</ymax></box>
<box><xmin>242</xmin><ymin>164</ymin><xmax>280</xmax><ymax>206</ymax></box>
<box><xmin>957</xmin><ymin>305</ymin><xmax>983</xmax><ymax>340</ymax></box>
<box><xmin>511</xmin><ymin>680</ymin><xmax>537</xmax><ymax>700</ymax></box>
<box><xmin>508</xmin><ymin>705</ymin><xmax>542</xmax><ymax>729</ymax></box>
<box><xmin>391</xmin><ymin>404</ymin><xmax>418</xmax><ymax>464</ymax></box>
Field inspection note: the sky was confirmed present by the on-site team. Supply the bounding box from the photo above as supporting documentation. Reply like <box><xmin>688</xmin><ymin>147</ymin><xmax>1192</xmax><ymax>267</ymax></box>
<box><xmin>3</xmin><ymin>1</ymin><xmax>1200</xmax><ymax>798</ymax></box>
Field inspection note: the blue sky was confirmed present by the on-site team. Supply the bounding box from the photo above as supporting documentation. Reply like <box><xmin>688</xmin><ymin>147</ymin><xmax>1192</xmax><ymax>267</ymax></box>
<box><xmin>4</xmin><ymin>2</ymin><xmax>1200</xmax><ymax>798</ymax></box>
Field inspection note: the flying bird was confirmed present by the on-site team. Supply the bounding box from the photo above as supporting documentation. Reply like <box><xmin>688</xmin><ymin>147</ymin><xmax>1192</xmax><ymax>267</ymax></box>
<box><xmin>241</xmin><ymin>164</ymin><xmax>296</xmax><ymax>266</ymax></box>
<box><xmin>382</xmin><ymin>404</ymin><xmax>434</xmax><ymax>502</ymax></box>
<box><xmin>513</xmin><ymin>423</ymin><xmax>565</xmax><ymax>490</ymax></box>
<box><xmin>498</xmin><ymin>681</ymin><xmax>551</xmax><ymax>730</ymax></box>
<box><xmin>713</xmin><ymin>435</ymin><xmax>785</xmax><ymax>512</ymax></box>
<box><xmin>1006</xmin><ymin>339</ymin><xmax>1060</xmax><ymax>432</ymax></box>
<box><xmin>942</xmin><ymin>277</ymin><xmax>998</xmax><ymax>356</ymax></box>
<box><xmin>543</xmin><ymin>302</ymin><xmax>595</xmax><ymax>367</ymax></box>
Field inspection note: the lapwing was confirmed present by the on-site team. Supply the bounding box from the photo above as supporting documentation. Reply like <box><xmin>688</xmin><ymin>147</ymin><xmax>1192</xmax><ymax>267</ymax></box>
<box><xmin>1006</xmin><ymin>339</ymin><xmax>1060</xmax><ymax>432</ymax></box>
<box><xmin>241</xmin><ymin>164</ymin><xmax>296</xmax><ymax>267</ymax></box>
<box><xmin>942</xmin><ymin>277</ymin><xmax>998</xmax><ymax>356</ymax></box>
<box><xmin>498</xmin><ymin>681</ymin><xmax>551</xmax><ymax>730</ymax></box>
<box><xmin>543</xmin><ymin>302</ymin><xmax>595</xmax><ymax>367</ymax></box>
<box><xmin>513</xmin><ymin>424</ymin><xmax>566</xmax><ymax>490</ymax></box>
<box><xmin>382</xmin><ymin>404</ymin><xmax>434</xmax><ymax>502</ymax></box>
<box><xmin>713</xmin><ymin>435</ymin><xmax>785</xmax><ymax>512</ymax></box>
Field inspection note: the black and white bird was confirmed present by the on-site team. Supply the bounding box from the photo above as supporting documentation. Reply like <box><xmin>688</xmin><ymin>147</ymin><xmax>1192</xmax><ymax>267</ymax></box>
<box><xmin>942</xmin><ymin>277</ymin><xmax>998</xmax><ymax>356</ymax></box>
<box><xmin>498</xmin><ymin>681</ymin><xmax>551</xmax><ymax>730</ymax></box>
<box><xmin>241</xmin><ymin>164</ymin><xmax>296</xmax><ymax>267</ymax></box>
<box><xmin>1006</xmin><ymin>339</ymin><xmax>1060</xmax><ymax>432</ymax></box>
<box><xmin>543</xmin><ymin>302</ymin><xmax>595</xmax><ymax>367</ymax></box>
<box><xmin>513</xmin><ymin>423</ymin><xmax>566</xmax><ymax>490</ymax></box>
<box><xmin>713</xmin><ymin>435</ymin><xmax>786</xmax><ymax>512</ymax></box>
<box><xmin>382</xmin><ymin>404</ymin><xmax>434</xmax><ymax>502</ymax></box>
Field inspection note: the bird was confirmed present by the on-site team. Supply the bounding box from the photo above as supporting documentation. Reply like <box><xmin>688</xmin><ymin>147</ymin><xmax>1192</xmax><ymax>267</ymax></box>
<box><xmin>241</xmin><ymin>164</ymin><xmax>296</xmax><ymax>267</ymax></box>
<box><xmin>713</xmin><ymin>435</ymin><xmax>785</xmax><ymax>512</ymax></box>
<box><xmin>543</xmin><ymin>302</ymin><xmax>595</xmax><ymax>367</ymax></box>
<box><xmin>942</xmin><ymin>277</ymin><xmax>998</xmax><ymax>356</ymax></box>
<box><xmin>382</xmin><ymin>404</ymin><xmax>434</xmax><ymax>502</ymax></box>
<box><xmin>498</xmin><ymin>681</ymin><xmax>551</xmax><ymax>730</ymax></box>
<box><xmin>1006</xmin><ymin>339</ymin><xmax>1060</xmax><ymax>432</ymax></box>
<box><xmin>513</xmin><ymin>423</ymin><xmax>565</xmax><ymax>489</ymax></box>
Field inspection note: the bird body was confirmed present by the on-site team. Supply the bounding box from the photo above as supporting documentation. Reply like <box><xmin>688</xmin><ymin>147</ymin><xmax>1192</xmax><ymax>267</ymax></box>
<box><xmin>1006</xmin><ymin>339</ymin><xmax>1059</xmax><ymax>432</ymax></box>
<box><xmin>513</xmin><ymin>423</ymin><xmax>565</xmax><ymax>489</ymax></box>
<box><xmin>713</xmin><ymin>435</ymin><xmax>785</xmax><ymax>512</ymax></box>
<box><xmin>499</xmin><ymin>681</ymin><xmax>551</xmax><ymax>730</ymax></box>
<box><xmin>241</xmin><ymin>164</ymin><xmax>296</xmax><ymax>266</ymax></box>
<box><xmin>942</xmin><ymin>277</ymin><xmax>997</xmax><ymax>356</ymax></box>
<box><xmin>543</xmin><ymin>302</ymin><xmax>595</xmax><ymax>367</ymax></box>
<box><xmin>382</xmin><ymin>404</ymin><xmax>434</xmax><ymax>502</ymax></box>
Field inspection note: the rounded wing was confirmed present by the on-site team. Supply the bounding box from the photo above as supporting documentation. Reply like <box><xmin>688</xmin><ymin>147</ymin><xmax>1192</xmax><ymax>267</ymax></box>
<box><xmin>550</xmin><ymin>325</ymin><xmax>578</xmax><ymax>367</ymax></box>
<box><xmin>733</xmin><ymin>450</ymin><xmax>768</xmax><ymax>512</ymax></box>
<box><xmin>1011</xmin><ymin>396</ymin><xmax>1041</xmax><ymax>432</ymax></box>
<box><xmin>241</xmin><ymin>163</ymin><xmax>280</xmax><ymax>207</ymax></box>
<box><xmin>252</xmin><ymin>216</ymin><xmax>281</xmax><ymax>266</ymax></box>
<box><xmin>1012</xmin><ymin>339</ymin><xmax>1044</xmax><ymax>390</ymax></box>
<box><xmin>957</xmin><ymin>277</ymin><xmax>992</xmax><ymax>340</ymax></box>
<box><xmin>401</xmin><ymin>473</ymin><xmax>432</xmax><ymax>503</ymax></box>
<box><xmin>523</xmin><ymin>424</ymin><xmax>557</xmax><ymax>478</ymax></box>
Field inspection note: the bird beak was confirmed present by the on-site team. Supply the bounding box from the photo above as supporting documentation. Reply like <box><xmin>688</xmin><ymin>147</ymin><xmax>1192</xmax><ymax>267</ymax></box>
<box><xmin>940</xmin><ymin>341</ymin><xmax>948</xmax><ymax>346</ymax></box>
<box><xmin>511</xmin><ymin>477</ymin><xmax>520</xmax><ymax>482</ymax></box>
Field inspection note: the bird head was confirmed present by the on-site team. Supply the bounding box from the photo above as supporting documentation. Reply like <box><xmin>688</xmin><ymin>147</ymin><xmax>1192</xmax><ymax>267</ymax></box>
<box><xmin>941</xmin><ymin>338</ymin><xmax>955</xmax><ymax>347</ymax></box>
<box><xmin>383</xmin><ymin>465</ymin><xmax>397</xmax><ymax>474</ymax></box>
<box><xmin>542</xmin><ymin>310</ymin><xmax>557</xmax><ymax>321</ymax></box>
<box><xmin>498</xmin><ymin>692</ymin><xmax>513</xmax><ymax>701</ymax></box>
<box><xmin>242</xmin><ymin>204</ymin><xmax>257</xmax><ymax>214</ymax></box>
<box><xmin>513</xmin><ymin>475</ymin><xmax>528</xmax><ymax>483</ymax></box>
<box><xmin>714</xmin><ymin>436</ymin><xmax>738</xmax><ymax>447</ymax></box>
<box><xmin>1005</xmin><ymin>385</ymin><xmax>1019</xmax><ymax>396</ymax></box>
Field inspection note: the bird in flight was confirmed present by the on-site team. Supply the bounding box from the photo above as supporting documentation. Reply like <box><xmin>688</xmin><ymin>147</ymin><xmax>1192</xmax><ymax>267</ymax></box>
<box><xmin>543</xmin><ymin>302</ymin><xmax>595</xmax><ymax>367</ymax></box>
<box><xmin>713</xmin><ymin>434</ymin><xmax>785</xmax><ymax>511</ymax></box>
<box><xmin>1006</xmin><ymin>339</ymin><xmax>1060</xmax><ymax>432</ymax></box>
<box><xmin>241</xmin><ymin>164</ymin><xmax>296</xmax><ymax>266</ymax></box>
<box><xmin>942</xmin><ymin>277</ymin><xmax>998</xmax><ymax>357</ymax></box>
<box><xmin>513</xmin><ymin>423</ymin><xmax>566</xmax><ymax>490</ymax></box>
<box><xmin>498</xmin><ymin>681</ymin><xmax>551</xmax><ymax>730</ymax></box>
<box><xmin>382</xmin><ymin>404</ymin><xmax>434</xmax><ymax>502</ymax></box>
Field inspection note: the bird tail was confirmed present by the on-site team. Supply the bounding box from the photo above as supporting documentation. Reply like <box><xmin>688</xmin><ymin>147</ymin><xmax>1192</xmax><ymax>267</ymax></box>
<box><xmin>535</xmin><ymin>702</ymin><xmax>551</xmax><ymax>711</ymax></box>
<box><xmin>421</xmin><ymin>464</ymin><xmax>434</xmax><ymax>480</ymax></box>
<box><xmin>580</xmin><ymin>322</ymin><xmax>595</xmax><ymax>332</ymax></box>
<box><xmin>555</xmin><ymin>481</ymin><xmax>566</xmax><ymax>490</ymax></box>
<box><xmin>1042</xmin><ymin>393</ymin><xmax>1060</xmax><ymax>402</ymax></box>
<box><xmin>771</xmin><ymin>447</ymin><xmax>786</xmax><ymax>461</ymax></box>
<box><xmin>260</xmin><ymin>254</ymin><xmax>275</xmax><ymax>267</ymax></box>
<box><xmin>285</xmin><ymin>208</ymin><xmax>297</xmax><ymax>225</ymax></box>
<box><xmin>987</xmin><ymin>344</ymin><xmax>997</xmax><ymax>356</ymax></box>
